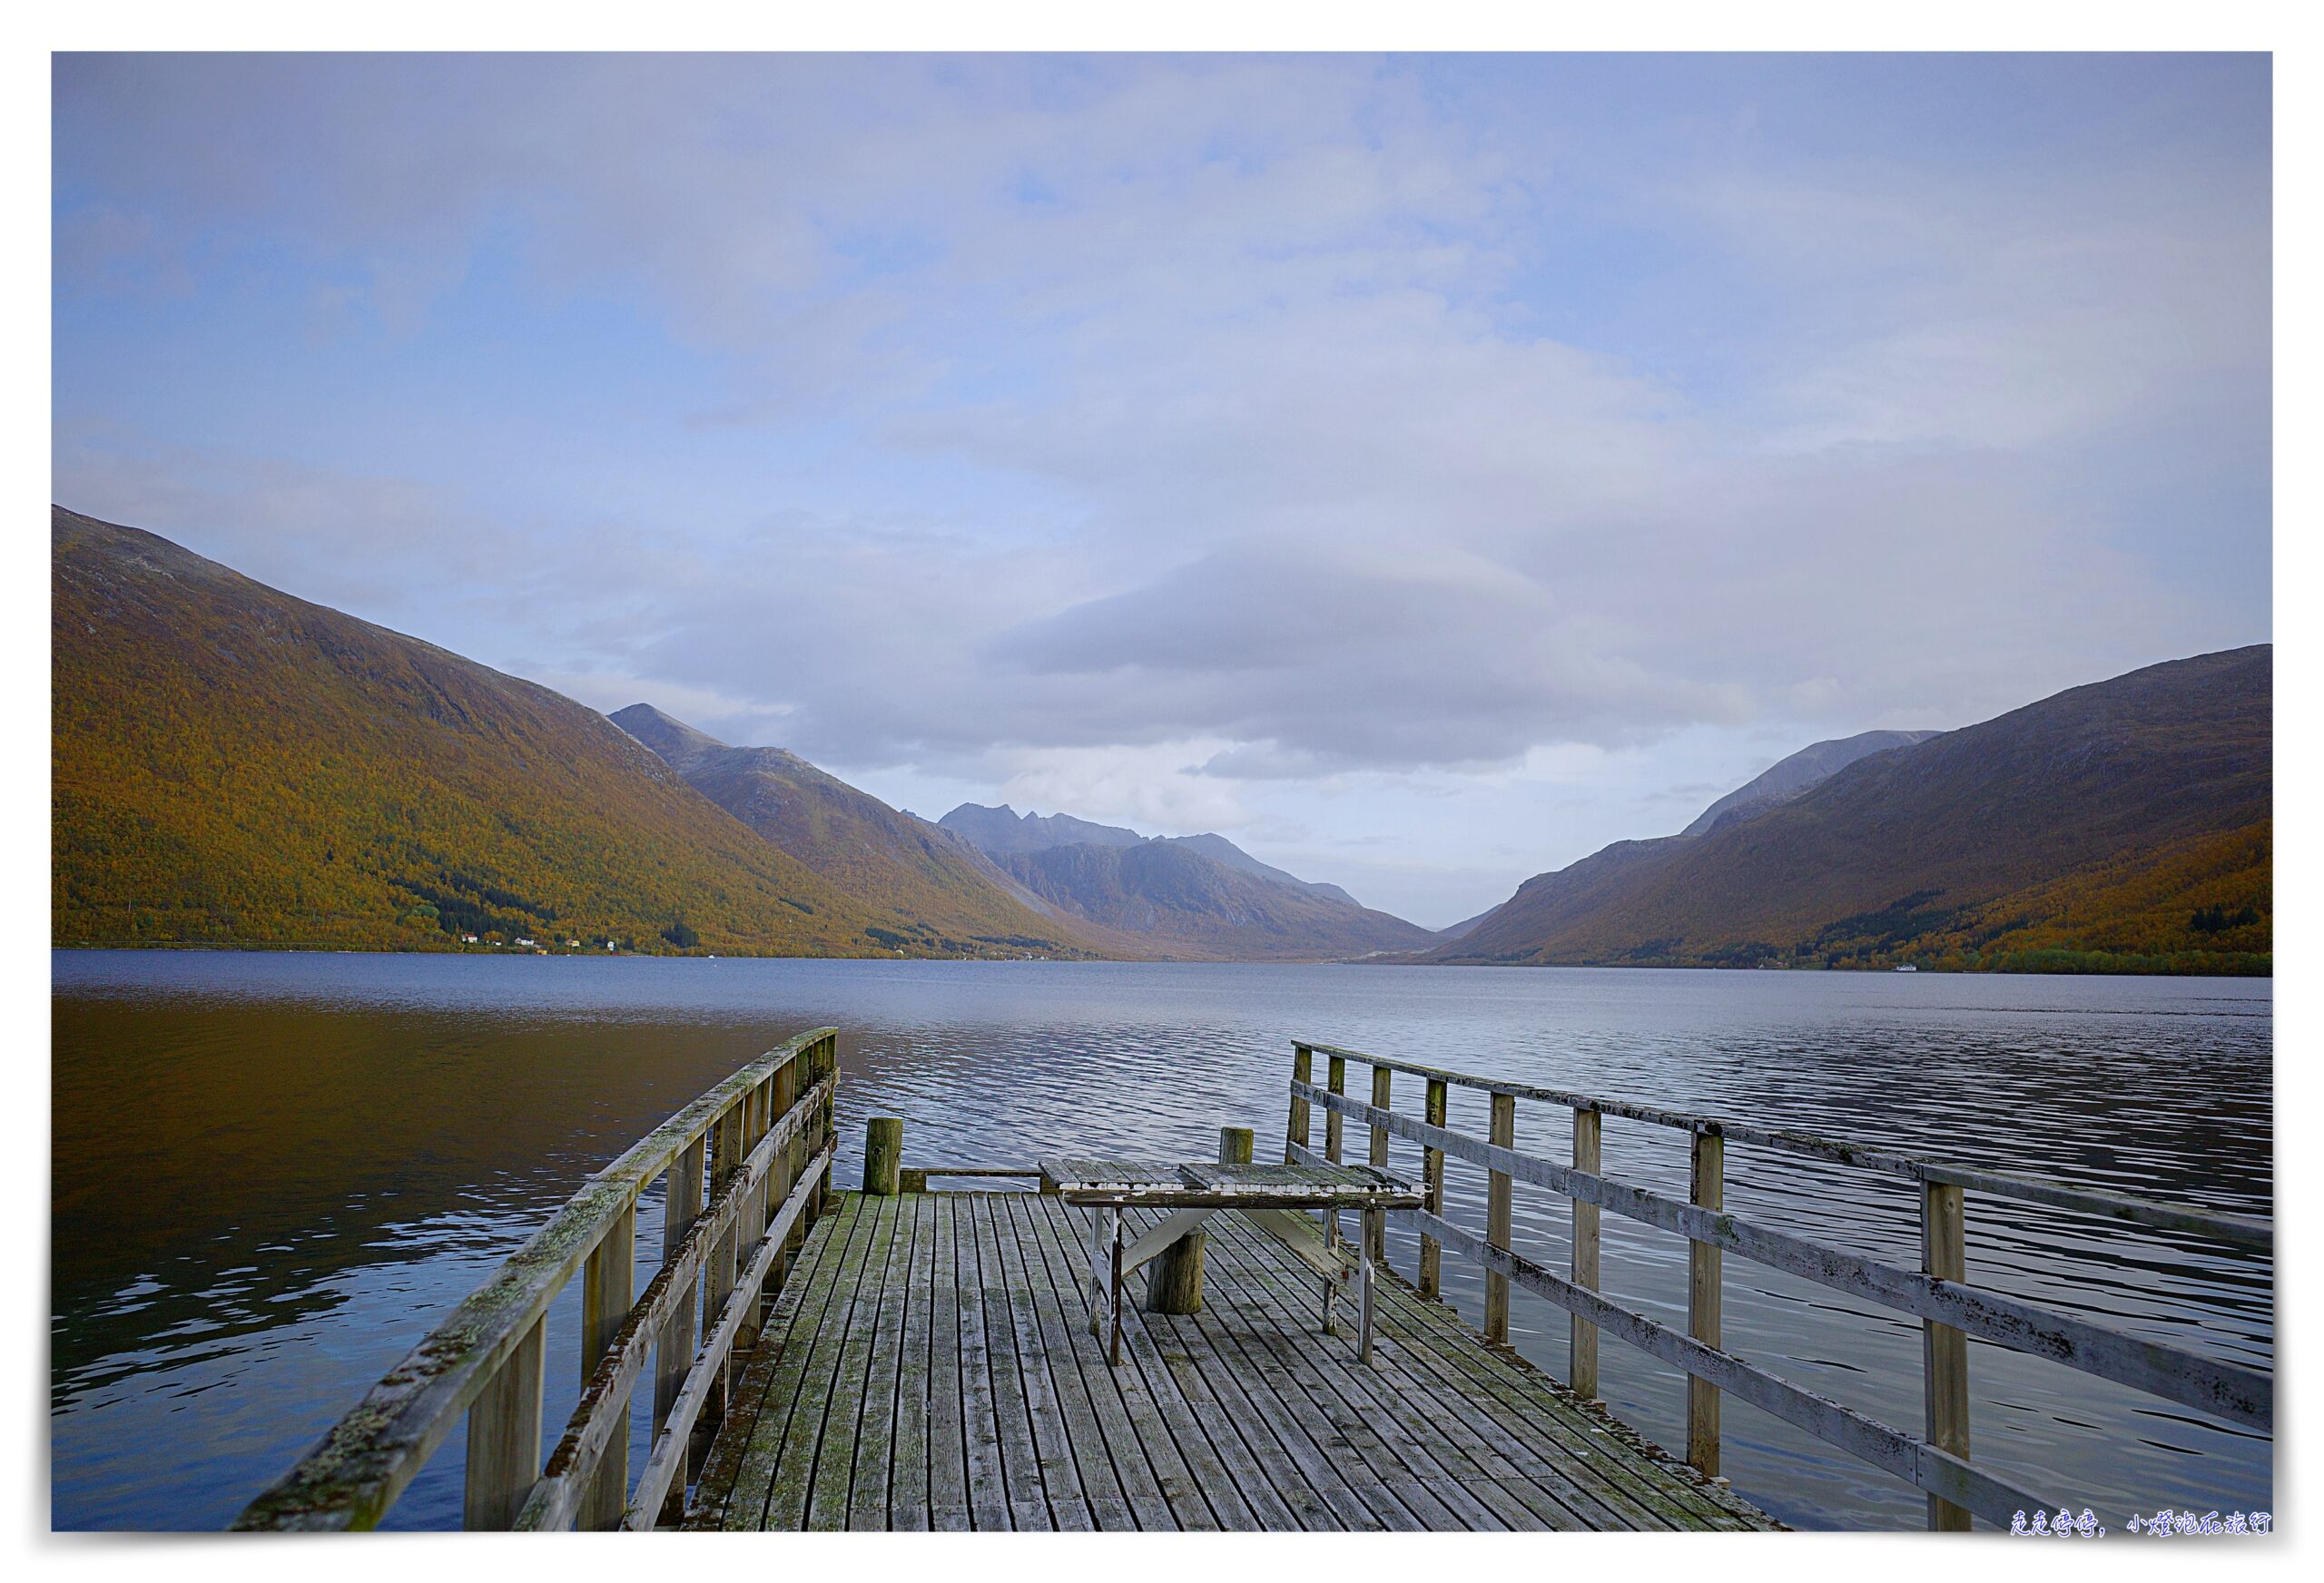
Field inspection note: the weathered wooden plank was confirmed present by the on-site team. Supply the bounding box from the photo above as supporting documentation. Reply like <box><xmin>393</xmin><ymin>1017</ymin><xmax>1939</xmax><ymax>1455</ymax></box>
<box><xmin>855</xmin><ymin>1190</ymin><xmax>915</xmax><ymax>1524</ymax></box>
<box><xmin>1339</xmin><ymin>1254</ymin><xmax>1742</xmax><ymax>1530</ymax></box>
<box><xmin>1140</xmin><ymin>1298</ymin><xmax>1321</xmax><ymax>1529</ymax></box>
<box><xmin>715</xmin><ymin>1171</ymin><xmax>873</xmax><ymax>1515</ymax></box>
<box><xmin>1019</xmin><ymin>1195</ymin><xmax>1244</xmax><ymax>1530</ymax></box>
<box><xmin>688</xmin><ymin>1179</ymin><xmax>1788</xmax><ymax>1535</ymax></box>
<box><xmin>1237</xmin><ymin>1195</ymin><xmax>1731</xmax><ymax>1530</ymax></box>
<box><xmin>1299</xmin><ymin>1082</ymin><xmax>2273</xmax><ymax>1431</ymax></box>
<box><xmin>944</xmin><ymin>1195</ymin><xmax>1011</xmax><ymax>1531</ymax></box>
<box><xmin>963</xmin><ymin>1193</ymin><xmax>1050</xmax><ymax>1529</ymax></box>
<box><xmin>808</xmin><ymin>1193</ymin><xmax>896</xmax><ymax>1530</ymax></box>
<box><xmin>924</xmin><ymin>1195</ymin><xmax>971</xmax><ymax>1531</ymax></box>
<box><xmin>689</xmin><ymin>1183</ymin><xmax>843</xmax><ymax>1528</ymax></box>
<box><xmin>1187</xmin><ymin>1244</ymin><xmax>1420</xmax><ymax>1530</ymax></box>
<box><xmin>1415</xmin><ymin>1206</ymin><xmax>2038</xmax><ymax>1528</ymax></box>
<box><xmin>1042</xmin><ymin>1192</ymin><xmax>1302</xmax><ymax>1531</ymax></box>
<box><xmin>991</xmin><ymin>1189</ymin><xmax>1126</xmax><ymax>1528</ymax></box>
<box><xmin>1007</xmin><ymin>1195</ymin><xmax>1177</xmax><ymax>1530</ymax></box>
<box><xmin>764</xmin><ymin>1195</ymin><xmax>889</xmax><ymax>1529</ymax></box>
<box><xmin>890</xmin><ymin>1195</ymin><xmax>933</xmax><ymax>1532</ymax></box>
<box><xmin>1201</xmin><ymin>1212</ymin><xmax>1512</xmax><ymax>1530</ymax></box>
<box><xmin>1207</xmin><ymin>1206</ymin><xmax>1628</xmax><ymax>1532</ymax></box>
<box><xmin>1133</xmin><ymin>1225</ymin><xmax>1354</xmax><ymax>1530</ymax></box>
<box><xmin>1029</xmin><ymin>1195</ymin><xmax>1219</xmax><ymax>1529</ymax></box>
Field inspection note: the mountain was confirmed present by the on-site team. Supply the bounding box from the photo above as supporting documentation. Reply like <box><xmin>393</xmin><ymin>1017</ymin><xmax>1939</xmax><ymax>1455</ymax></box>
<box><xmin>610</xmin><ymin>705</ymin><xmax>1100</xmax><ymax>958</ymax></box>
<box><xmin>974</xmin><ymin>841</ymin><xmax>1441</xmax><ymax>960</ymax></box>
<box><xmin>1165</xmin><ymin>832</ymin><xmax>1361</xmax><ymax>907</ymax></box>
<box><xmin>940</xmin><ymin>803</ymin><xmax>1433</xmax><ymax>959</ymax></box>
<box><xmin>1434</xmin><ymin>647</ymin><xmax>2270</xmax><ymax>973</ymax></box>
<box><xmin>1679</xmin><ymin>729</ymin><xmax>1944</xmax><ymax>837</ymax></box>
<box><xmin>50</xmin><ymin>506</ymin><xmax>1068</xmax><ymax>958</ymax></box>
<box><xmin>934</xmin><ymin>802</ymin><xmax>1149</xmax><ymax>856</ymax></box>
<box><xmin>940</xmin><ymin>804</ymin><xmax>1362</xmax><ymax>907</ymax></box>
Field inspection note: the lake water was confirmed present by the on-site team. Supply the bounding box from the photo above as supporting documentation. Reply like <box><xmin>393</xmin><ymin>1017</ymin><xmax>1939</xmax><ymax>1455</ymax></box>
<box><xmin>50</xmin><ymin>952</ymin><xmax>2273</xmax><ymax>1531</ymax></box>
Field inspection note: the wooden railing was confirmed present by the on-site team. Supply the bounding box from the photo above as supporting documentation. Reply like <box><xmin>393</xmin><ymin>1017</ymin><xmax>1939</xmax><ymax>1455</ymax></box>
<box><xmin>1283</xmin><ymin>1038</ymin><xmax>2272</xmax><ymax>1532</ymax></box>
<box><xmin>233</xmin><ymin>1028</ymin><xmax>841</xmax><ymax>1530</ymax></box>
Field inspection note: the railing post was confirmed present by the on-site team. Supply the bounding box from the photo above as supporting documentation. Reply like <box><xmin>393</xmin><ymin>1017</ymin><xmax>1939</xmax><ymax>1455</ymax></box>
<box><xmin>702</xmin><ymin>1102</ymin><xmax>743</xmax><ymax>1442</ymax></box>
<box><xmin>1484</xmin><ymin>1092</ymin><xmax>1516</xmax><ymax>1343</ymax></box>
<box><xmin>1367</xmin><ymin>1065</ymin><xmax>1392</xmax><ymax>1261</ymax></box>
<box><xmin>1688</xmin><ymin>1129</ymin><xmax>1724</xmax><ymax>1477</ymax></box>
<box><xmin>1923</xmin><ymin>1181</ymin><xmax>1972</xmax><ymax>1531</ymax></box>
<box><xmin>734</xmin><ymin>1076</ymin><xmax>772</xmax><ymax>1352</ymax></box>
<box><xmin>1286</xmin><ymin>1045</ymin><xmax>1312</xmax><ymax>1163</ymax></box>
<box><xmin>1324</xmin><ymin>1053</ymin><xmax>1346</xmax><ymax>1164</ymax></box>
<box><xmin>762</xmin><ymin>1060</ymin><xmax>799</xmax><ymax>1322</ymax></box>
<box><xmin>577</xmin><ymin>1195</ymin><xmax>635</xmax><ymax>1529</ymax></box>
<box><xmin>1419</xmin><ymin>1077</ymin><xmax>1447</xmax><ymax>1300</ymax></box>
<box><xmin>1571</xmin><ymin>1106</ymin><xmax>1601</xmax><ymax>1399</ymax></box>
<box><xmin>1219</xmin><ymin>1125</ymin><xmax>1255</xmax><ymax>1165</ymax></box>
<box><xmin>653</xmin><ymin>1128</ymin><xmax>704</xmax><ymax>1527</ymax></box>
<box><xmin>463</xmin><ymin>1314</ymin><xmax>545</xmax><ymax>1529</ymax></box>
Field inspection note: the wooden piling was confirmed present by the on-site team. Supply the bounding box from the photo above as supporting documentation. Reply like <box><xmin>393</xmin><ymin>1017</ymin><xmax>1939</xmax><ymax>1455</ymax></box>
<box><xmin>1923</xmin><ymin>1181</ymin><xmax>1972</xmax><ymax>1531</ymax></box>
<box><xmin>1219</xmin><ymin>1126</ymin><xmax>1255</xmax><ymax>1166</ymax></box>
<box><xmin>863</xmin><ymin>1116</ymin><xmax>903</xmax><ymax>1195</ymax></box>
<box><xmin>1688</xmin><ymin>1130</ymin><xmax>1724</xmax><ymax>1478</ymax></box>
<box><xmin>1143</xmin><ymin>1230</ymin><xmax>1206</xmax><ymax>1313</ymax></box>
<box><xmin>1484</xmin><ymin>1092</ymin><xmax>1516</xmax><ymax>1343</ymax></box>
<box><xmin>1571</xmin><ymin>1106</ymin><xmax>1601</xmax><ymax>1399</ymax></box>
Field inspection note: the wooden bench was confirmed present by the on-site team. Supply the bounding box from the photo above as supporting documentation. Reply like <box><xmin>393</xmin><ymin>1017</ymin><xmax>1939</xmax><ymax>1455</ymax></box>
<box><xmin>1038</xmin><ymin>1156</ymin><xmax>1421</xmax><ymax>1366</ymax></box>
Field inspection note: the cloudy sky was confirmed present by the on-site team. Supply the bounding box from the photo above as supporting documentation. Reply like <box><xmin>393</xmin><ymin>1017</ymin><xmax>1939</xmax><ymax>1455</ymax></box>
<box><xmin>52</xmin><ymin>54</ymin><xmax>2270</xmax><ymax>928</ymax></box>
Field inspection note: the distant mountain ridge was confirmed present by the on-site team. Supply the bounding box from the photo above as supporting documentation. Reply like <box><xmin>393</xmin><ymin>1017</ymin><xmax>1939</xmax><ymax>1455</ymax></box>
<box><xmin>1433</xmin><ymin>647</ymin><xmax>2270</xmax><ymax>972</ymax></box>
<box><xmin>611</xmin><ymin>705</ymin><xmax>1100</xmax><ymax>959</ymax></box>
<box><xmin>940</xmin><ymin>802</ymin><xmax>1430</xmax><ymax>959</ymax></box>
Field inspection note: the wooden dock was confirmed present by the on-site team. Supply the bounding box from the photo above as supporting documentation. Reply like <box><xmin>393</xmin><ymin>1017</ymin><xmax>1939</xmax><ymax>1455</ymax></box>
<box><xmin>232</xmin><ymin>1027</ymin><xmax>2271</xmax><ymax>1533</ymax></box>
<box><xmin>688</xmin><ymin>1189</ymin><xmax>1770</xmax><ymax>1530</ymax></box>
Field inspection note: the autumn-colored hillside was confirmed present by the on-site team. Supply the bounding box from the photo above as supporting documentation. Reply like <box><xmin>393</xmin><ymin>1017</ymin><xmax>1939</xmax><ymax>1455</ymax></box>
<box><xmin>50</xmin><ymin>506</ymin><xmax>1077</xmax><ymax>957</ymax></box>
<box><xmin>1436</xmin><ymin>646</ymin><xmax>2270</xmax><ymax>974</ymax></box>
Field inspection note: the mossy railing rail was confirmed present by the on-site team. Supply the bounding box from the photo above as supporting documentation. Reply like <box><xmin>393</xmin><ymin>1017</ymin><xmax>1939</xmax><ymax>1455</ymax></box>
<box><xmin>233</xmin><ymin>1028</ymin><xmax>840</xmax><ymax>1531</ymax></box>
<box><xmin>1284</xmin><ymin>1038</ymin><xmax>2272</xmax><ymax>1532</ymax></box>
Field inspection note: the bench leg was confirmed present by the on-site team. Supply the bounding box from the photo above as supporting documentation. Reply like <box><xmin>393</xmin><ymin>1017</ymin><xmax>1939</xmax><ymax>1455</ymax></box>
<box><xmin>1358</xmin><ymin>1208</ymin><xmax>1380</xmax><ymax>1364</ymax></box>
<box><xmin>1321</xmin><ymin>1206</ymin><xmax>1339</xmax><ymax>1334</ymax></box>
<box><xmin>1088</xmin><ymin>1206</ymin><xmax>1116</xmax><ymax>1334</ymax></box>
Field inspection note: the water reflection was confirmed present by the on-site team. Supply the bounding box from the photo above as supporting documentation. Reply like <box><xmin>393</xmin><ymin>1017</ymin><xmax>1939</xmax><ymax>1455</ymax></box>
<box><xmin>52</xmin><ymin>954</ymin><xmax>2270</xmax><ymax>1530</ymax></box>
